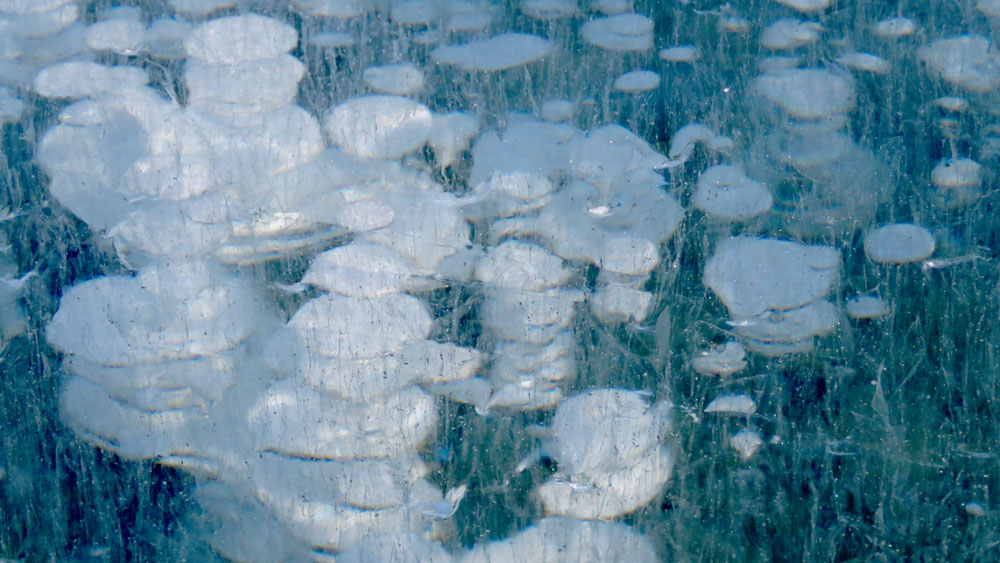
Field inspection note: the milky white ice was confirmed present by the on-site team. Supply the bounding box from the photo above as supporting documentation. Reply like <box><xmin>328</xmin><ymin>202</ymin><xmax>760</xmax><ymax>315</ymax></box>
<box><xmin>40</xmin><ymin>11</ymin><xmax>489</xmax><ymax>558</ymax></box>
<box><xmin>473</xmin><ymin>240</ymin><xmax>580</xmax><ymax>410</ymax></box>
<box><xmin>47</xmin><ymin>263</ymin><xmax>263</xmax><ymax>367</ymax></box>
<box><xmin>34</xmin><ymin>62</ymin><xmax>148</xmax><ymax>98</ymax></box>
<box><xmin>981</xmin><ymin>0</ymin><xmax>1000</xmax><ymax>17</ymax></box>
<box><xmin>26</xmin><ymin>2</ymin><xmax>716</xmax><ymax>558</ymax></box>
<box><xmin>540</xmin><ymin>99</ymin><xmax>575</xmax><ymax>121</ymax></box>
<box><xmin>863</xmin><ymin>224</ymin><xmax>936</xmax><ymax>264</ymax></box>
<box><xmin>428</xmin><ymin>112</ymin><xmax>479</xmax><ymax>168</ymax></box>
<box><xmin>667</xmin><ymin>122</ymin><xmax>716</xmax><ymax>165</ymax></box>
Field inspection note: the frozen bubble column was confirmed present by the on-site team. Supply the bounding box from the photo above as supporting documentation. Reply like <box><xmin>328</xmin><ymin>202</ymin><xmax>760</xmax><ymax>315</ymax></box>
<box><xmin>466</xmin><ymin>389</ymin><xmax>670</xmax><ymax>562</ymax></box>
<box><xmin>37</xmin><ymin>13</ymin><xmax>481</xmax><ymax>560</ymax></box>
<box><xmin>36</xmin><ymin>7</ymin><xmax>681</xmax><ymax>559</ymax></box>
<box><xmin>919</xmin><ymin>35</ymin><xmax>995</xmax><ymax>207</ymax></box>
<box><xmin>747</xmin><ymin>66</ymin><xmax>894</xmax><ymax>237</ymax></box>
<box><xmin>703</xmin><ymin>236</ymin><xmax>841</xmax><ymax>357</ymax></box>
<box><xmin>472</xmin><ymin>239</ymin><xmax>582</xmax><ymax>410</ymax></box>
<box><xmin>0</xmin><ymin>0</ymin><xmax>87</xmax><ymax>122</ymax></box>
<box><xmin>461</xmin><ymin>117</ymin><xmax>683</xmax><ymax>410</ymax></box>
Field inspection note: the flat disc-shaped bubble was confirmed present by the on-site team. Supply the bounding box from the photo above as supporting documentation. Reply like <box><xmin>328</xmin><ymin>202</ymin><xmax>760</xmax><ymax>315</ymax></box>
<box><xmin>836</xmin><ymin>52</ymin><xmax>890</xmax><ymax>73</ymax></box>
<box><xmin>753</xmin><ymin>68</ymin><xmax>856</xmax><ymax>119</ymax></box>
<box><xmin>287</xmin><ymin>293</ymin><xmax>433</xmax><ymax>358</ymax></box>
<box><xmin>431</xmin><ymin>33</ymin><xmax>552</xmax><ymax>71</ymax></box>
<box><xmin>589</xmin><ymin>284</ymin><xmax>654</xmax><ymax>323</ymax></box>
<box><xmin>47</xmin><ymin>273</ymin><xmax>263</xmax><ymax>365</ymax></box>
<box><xmin>475</xmin><ymin>240</ymin><xmax>573</xmax><ymax>291</ymax></box>
<box><xmin>60</xmin><ymin>376</ymin><xmax>198</xmax><ymax>460</ymax></box>
<box><xmin>185</xmin><ymin>55</ymin><xmax>304</xmax><ymax>108</ymax></box>
<box><xmin>846</xmin><ymin>295</ymin><xmax>890</xmax><ymax>319</ymax></box>
<box><xmin>864</xmin><ymin>223</ymin><xmax>936</xmax><ymax>264</ymax></box>
<box><xmin>549</xmin><ymin>389</ymin><xmax>668</xmax><ymax>477</ymax></box>
<box><xmin>659</xmin><ymin>45</ymin><xmax>699</xmax><ymax>62</ymax></box>
<box><xmin>734</xmin><ymin>299</ymin><xmax>839</xmax><ymax>343</ymax></box>
<box><xmin>613</xmin><ymin>70</ymin><xmax>659</xmax><ymax>92</ymax></box>
<box><xmin>242</xmin><ymin>452</ymin><xmax>426</xmax><ymax>511</ymax></box>
<box><xmin>873</xmin><ymin>17</ymin><xmax>916</xmax><ymax>38</ymax></box>
<box><xmin>580</xmin><ymin>14</ymin><xmax>653</xmax><ymax>51</ymax></box>
<box><xmin>465</xmin><ymin>517</ymin><xmax>659</xmax><ymax>563</ymax></box>
<box><xmin>705</xmin><ymin>394</ymin><xmax>757</xmax><ymax>415</ymax></box>
<box><xmin>918</xmin><ymin>35</ymin><xmax>1000</xmax><ymax>93</ymax></box>
<box><xmin>85</xmin><ymin>18</ymin><xmax>144</xmax><ymax>55</ymax></box>
<box><xmin>774</xmin><ymin>0</ymin><xmax>831</xmax><ymax>11</ymax></box>
<box><xmin>760</xmin><ymin>19</ymin><xmax>822</xmax><ymax>50</ymax></box>
<box><xmin>692</xmin><ymin>341</ymin><xmax>747</xmax><ymax>377</ymax></box>
<box><xmin>932</xmin><ymin>158</ymin><xmax>982</xmax><ymax>188</ymax></box>
<box><xmin>703</xmin><ymin>236</ymin><xmax>840</xmax><ymax>318</ymax></box>
<box><xmin>35</xmin><ymin>62</ymin><xmax>148</xmax><ymax>98</ymax></box>
<box><xmin>66</xmin><ymin>354</ymin><xmax>235</xmax><ymax>404</ymax></box>
<box><xmin>249</xmin><ymin>379</ymin><xmax>437</xmax><ymax>460</ymax></box>
<box><xmin>324</xmin><ymin>95</ymin><xmax>432</xmax><ymax>160</ymax></box>
<box><xmin>184</xmin><ymin>14</ymin><xmax>297</xmax><ymax>64</ymax></box>
<box><xmin>362</xmin><ymin>62</ymin><xmax>425</xmax><ymax>95</ymax></box>
<box><xmin>537</xmin><ymin>445</ymin><xmax>674</xmax><ymax>519</ymax></box>
<box><xmin>693</xmin><ymin>164</ymin><xmax>773</xmax><ymax>221</ymax></box>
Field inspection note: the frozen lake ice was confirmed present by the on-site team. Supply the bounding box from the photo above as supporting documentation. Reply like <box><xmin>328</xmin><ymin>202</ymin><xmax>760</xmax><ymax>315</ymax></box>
<box><xmin>1</xmin><ymin>0</ymin><xmax>1000</xmax><ymax>561</ymax></box>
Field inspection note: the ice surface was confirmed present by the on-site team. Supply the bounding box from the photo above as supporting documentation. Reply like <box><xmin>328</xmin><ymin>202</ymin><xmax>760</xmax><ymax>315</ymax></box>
<box><xmin>8</xmin><ymin>2</ymin><xmax>1000</xmax><ymax>561</ymax></box>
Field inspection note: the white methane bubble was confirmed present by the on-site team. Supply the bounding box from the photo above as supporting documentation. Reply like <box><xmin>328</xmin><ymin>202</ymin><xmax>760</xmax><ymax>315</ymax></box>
<box><xmin>613</xmin><ymin>69</ymin><xmax>659</xmax><ymax>93</ymax></box>
<box><xmin>760</xmin><ymin>19</ymin><xmax>823</xmax><ymax>51</ymax></box>
<box><xmin>863</xmin><ymin>224</ymin><xmax>936</xmax><ymax>265</ymax></box>
<box><xmin>2</xmin><ymin>1</ymin><xmax>998</xmax><ymax>561</ymax></box>
<box><xmin>431</xmin><ymin>33</ymin><xmax>552</xmax><ymax>71</ymax></box>
<box><xmin>580</xmin><ymin>13</ymin><xmax>654</xmax><ymax>52</ymax></box>
<box><xmin>693</xmin><ymin>164</ymin><xmax>773</xmax><ymax>221</ymax></box>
